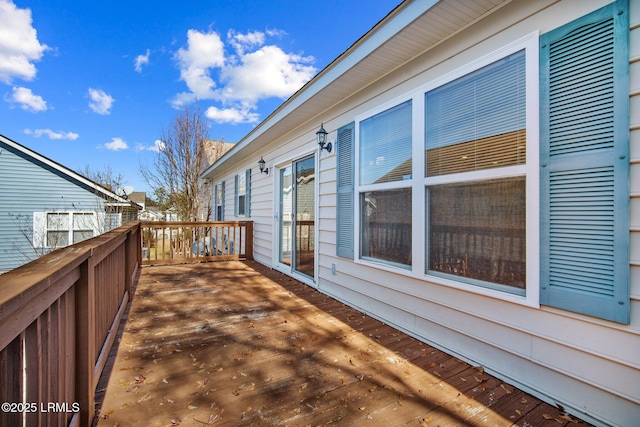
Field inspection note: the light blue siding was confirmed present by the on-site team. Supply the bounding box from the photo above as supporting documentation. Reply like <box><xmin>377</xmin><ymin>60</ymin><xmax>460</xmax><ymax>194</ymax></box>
<box><xmin>0</xmin><ymin>138</ymin><xmax>110</xmax><ymax>272</ymax></box>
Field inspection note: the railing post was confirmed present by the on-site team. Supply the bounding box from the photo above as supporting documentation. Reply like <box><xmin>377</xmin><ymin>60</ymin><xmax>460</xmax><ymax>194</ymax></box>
<box><xmin>75</xmin><ymin>252</ymin><xmax>97</xmax><ymax>426</ymax></box>
<box><xmin>124</xmin><ymin>222</ymin><xmax>140</xmax><ymax>295</ymax></box>
<box><xmin>246</xmin><ymin>221</ymin><xmax>254</xmax><ymax>261</ymax></box>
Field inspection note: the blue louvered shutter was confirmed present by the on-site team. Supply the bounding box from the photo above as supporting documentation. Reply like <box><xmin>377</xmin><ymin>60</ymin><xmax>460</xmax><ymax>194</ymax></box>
<box><xmin>540</xmin><ymin>0</ymin><xmax>629</xmax><ymax>323</ymax></box>
<box><xmin>234</xmin><ymin>175</ymin><xmax>239</xmax><ymax>216</ymax></box>
<box><xmin>246</xmin><ymin>169</ymin><xmax>251</xmax><ymax>217</ymax></box>
<box><xmin>337</xmin><ymin>122</ymin><xmax>355</xmax><ymax>259</ymax></box>
<box><xmin>221</xmin><ymin>181</ymin><xmax>226</xmax><ymax>221</ymax></box>
<box><xmin>213</xmin><ymin>184</ymin><xmax>219</xmax><ymax>220</ymax></box>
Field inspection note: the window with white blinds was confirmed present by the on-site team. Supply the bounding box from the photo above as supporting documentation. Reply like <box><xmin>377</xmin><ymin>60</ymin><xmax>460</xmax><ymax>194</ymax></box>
<box><xmin>426</xmin><ymin>50</ymin><xmax>526</xmax><ymax>177</ymax></box>
<box><xmin>359</xmin><ymin>100</ymin><xmax>412</xmax><ymax>185</ymax></box>
<box><xmin>357</xmin><ymin>100</ymin><xmax>413</xmax><ymax>267</ymax></box>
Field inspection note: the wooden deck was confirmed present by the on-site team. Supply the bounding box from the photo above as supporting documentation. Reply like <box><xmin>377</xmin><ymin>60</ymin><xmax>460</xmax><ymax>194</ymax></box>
<box><xmin>94</xmin><ymin>261</ymin><xmax>592</xmax><ymax>427</ymax></box>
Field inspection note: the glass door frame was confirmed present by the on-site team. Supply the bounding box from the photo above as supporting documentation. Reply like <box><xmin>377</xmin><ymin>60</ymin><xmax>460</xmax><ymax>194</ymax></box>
<box><xmin>272</xmin><ymin>150</ymin><xmax>319</xmax><ymax>287</ymax></box>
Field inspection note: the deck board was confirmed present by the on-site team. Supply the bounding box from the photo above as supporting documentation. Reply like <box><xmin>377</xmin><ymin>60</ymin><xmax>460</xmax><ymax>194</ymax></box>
<box><xmin>94</xmin><ymin>261</ymin><xmax>592</xmax><ymax>426</ymax></box>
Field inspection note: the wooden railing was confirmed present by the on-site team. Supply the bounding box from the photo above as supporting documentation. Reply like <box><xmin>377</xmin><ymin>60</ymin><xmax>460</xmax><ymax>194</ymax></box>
<box><xmin>0</xmin><ymin>221</ymin><xmax>141</xmax><ymax>427</ymax></box>
<box><xmin>141</xmin><ymin>221</ymin><xmax>253</xmax><ymax>265</ymax></box>
<box><xmin>0</xmin><ymin>220</ymin><xmax>253</xmax><ymax>426</ymax></box>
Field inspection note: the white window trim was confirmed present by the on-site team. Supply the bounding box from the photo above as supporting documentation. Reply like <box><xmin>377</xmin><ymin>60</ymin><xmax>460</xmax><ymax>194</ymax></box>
<box><xmin>352</xmin><ymin>32</ymin><xmax>540</xmax><ymax>308</ymax></box>
<box><xmin>215</xmin><ymin>183</ymin><xmax>224</xmax><ymax>220</ymax></box>
<box><xmin>236</xmin><ymin>171</ymin><xmax>247</xmax><ymax>217</ymax></box>
<box><xmin>271</xmin><ymin>146</ymin><xmax>319</xmax><ymax>288</ymax></box>
<box><xmin>34</xmin><ymin>211</ymin><xmax>100</xmax><ymax>248</ymax></box>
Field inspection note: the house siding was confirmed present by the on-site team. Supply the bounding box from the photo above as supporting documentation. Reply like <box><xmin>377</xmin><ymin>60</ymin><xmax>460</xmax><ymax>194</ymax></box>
<box><xmin>0</xmin><ymin>140</ymin><xmax>113</xmax><ymax>272</ymax></box>
<box><xmin>205</xmin><ymin>1</ymin><xmax>639</xmax><ymax>425</ymax></box>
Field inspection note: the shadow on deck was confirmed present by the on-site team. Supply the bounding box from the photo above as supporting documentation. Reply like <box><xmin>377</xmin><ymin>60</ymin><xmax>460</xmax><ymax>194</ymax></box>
<box><xmin>94</xmin><ymin>261</ymin><xmax>591</xmax><ymax>427</ymax></box>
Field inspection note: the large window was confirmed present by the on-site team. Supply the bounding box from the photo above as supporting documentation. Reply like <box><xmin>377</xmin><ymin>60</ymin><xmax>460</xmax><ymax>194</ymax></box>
<box><xmin>425</xmin><ymin>49</ymin><xmax>528</xmax><ymax>294</ymax></box>
<box><xmin>358</xmin><ymin>100</ymin><xmax>412</xmax><ymax>267</ymax></box>
<box><xmin>348</xmin><ymin>38</ymin><xmax>535</xmax><ymax>293</ymax></box>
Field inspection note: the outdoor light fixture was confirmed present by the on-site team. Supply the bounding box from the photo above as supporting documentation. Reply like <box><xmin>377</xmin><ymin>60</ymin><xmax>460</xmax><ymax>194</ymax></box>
<box><xmin>258</xmin><ymin>156</ymin><xmax>269</xmax><ymax>174</ymax></box>
<box><xmin>316</xmin><ymin>123</ymin><xmax>332</xmax><ymax>153</ymax></box>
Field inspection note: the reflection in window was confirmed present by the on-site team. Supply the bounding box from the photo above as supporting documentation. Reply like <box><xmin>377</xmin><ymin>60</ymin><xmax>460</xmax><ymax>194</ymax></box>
<box><xmin>361</xmin><ymin>188</ymin><xmax>412</xmax><ymax>267</ymax></box>
<box><xmin>426</xmin><ymin>50</ymin><xmax>526</xmax><ymax>177</ymax></box>
<box><xmin>428</xmin><ymin>178</ymin><xmax>526</xmax><ymax>290</ymax></box>
<box><xmin>360</xmin><ymin>100</ymin><xmax>412</xmax><ymax>185</ymax></box>
<box><xmin>72</xmin><ymin>213</ymin><xmax>94</xmax><ymax>243</ymax></box>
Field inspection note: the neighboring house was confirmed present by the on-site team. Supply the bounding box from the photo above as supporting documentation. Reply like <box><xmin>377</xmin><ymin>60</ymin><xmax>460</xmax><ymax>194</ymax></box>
<box><xmin>0</xmin><ymin>134</ymin><xmax>141</xmax><ymax>273</ymax></box>
<box><xmin>201</xmin><ymin>139</ymin><xmax>234</xmax><ymax>221</ymax></box>
<box><xmin>162</xmin><ymin>206</ymin><xmax>179</xmax><ymax>222</ymax></box>
<box><xmin>129</xmin><ymin>191</ymin><xmax>146</xmax><ymax>210</ymax></box>
<box><xmin>139</xmin><ymin>206</ymin><xmax>164</xmax><ymax>222</ymax></box>
<box><xmin>202</xmin><ymin>1</ymin><xmax>639</xmax><ymax>425</ymax></box>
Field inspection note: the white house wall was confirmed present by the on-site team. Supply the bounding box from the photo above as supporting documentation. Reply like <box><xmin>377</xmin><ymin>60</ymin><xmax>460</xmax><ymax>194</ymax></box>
<box><xmin>209</xmin><ymin>1</ymin><xmax>640</xmax><ymax>425</ymax></box>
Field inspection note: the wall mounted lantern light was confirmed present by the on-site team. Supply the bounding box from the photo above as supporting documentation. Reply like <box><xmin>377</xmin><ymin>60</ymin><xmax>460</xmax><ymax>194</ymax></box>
<box><xmin>316</xmin><ymin>123</ymin><xmax>332</xmax><ymax>153</ymax></box>
<box><xmin>258</xmin><ymin>156</ymin><xmax>269</xmax><ymax>174</ymax></box>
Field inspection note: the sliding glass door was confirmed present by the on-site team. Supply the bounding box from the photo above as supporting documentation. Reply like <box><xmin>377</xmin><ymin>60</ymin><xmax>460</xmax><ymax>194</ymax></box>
<box><xmin>277</xmin><ymin>154</ymin><xmax>315</xmax><ymax>279</ymax></box>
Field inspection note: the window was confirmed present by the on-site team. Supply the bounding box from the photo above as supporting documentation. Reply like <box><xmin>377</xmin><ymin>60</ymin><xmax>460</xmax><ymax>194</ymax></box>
<box><xmin>357</xmin><ymin>100</ymin><xmax>412</xmax><ymax>267</ymax></box>
<box><xmin>425</xmin><ymin>49</ymin><xmax>528</xmax><ymax>294</ymax></box>
<box><xmin>360</xmin><ymin>101</ymin><xmax>412</xmax><ymax>185</ymax></box>
<box><xmin>214</xmin><ymin>182</ymin><xmax>225</xmax><ymax>220</ymax></box>
<box><xmin>46</xmin><ymin>213</ymin><xmax>70</xmax><ymax>247</ymax></box>
<box><xmin>361</xmin><ymin>188</ymin><xmax>412</xmax><ymax>266</ymax></box>
<box><xmin>426</xmin><ymin>50</ymin><xmax>526</xmax><ymax>176</ymax></box>
<box><xmin>234</xmin><ymin>170</ymin><xmax>251</xmax><ymax>217</ymax></box>
<box><xmin>37</xmin><ymin>212</ymin><xmax>97</xmax><ymax>248</ymax></box>
<box><xmin>428</xmin><ymin>178</ymin><xmax>526</xmax><ymax>291</ymax></box>
<box><xmin>72</xmin><ymin>213</ymin><xmax>94</xmax><ymax>243</ymax></box>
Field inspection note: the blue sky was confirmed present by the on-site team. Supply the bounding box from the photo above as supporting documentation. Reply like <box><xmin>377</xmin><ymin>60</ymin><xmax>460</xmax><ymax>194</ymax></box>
<box><xmin>1</xmin><ymin>0</ymin><xmax>399</xmax><ymax>196</ymax></box>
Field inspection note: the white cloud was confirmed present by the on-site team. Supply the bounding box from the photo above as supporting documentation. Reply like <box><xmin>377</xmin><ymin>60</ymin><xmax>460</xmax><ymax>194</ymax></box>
<box><xmin>88</xmin><ymin>88</ymin><xmax>114</xmax><ymax>115</ymax></box>
<box><xmin>24</xmin><ymin>128</ymin><xmax>78</xmax><ymax>140</ymax></box>
<box><xmin>0</xmin><ymin>0</ymin><xmax>49</xmax><ymax>84</ymax></box>
<box><xmin>220</xmin><ymin>45</ymin><xmax>315</xmax><ymax>103</ymax></box>
<box><xmin>134</xmin><ymin>49</ymin><xmax>150</xmax><ymax>72</ymax></box>
<box><xmin>205</xmin><ymin>105</ymin><xmax>259</xmax><ymax>124</ymax></box>
<box><xmin>135</xmin><ymin>140</ymin><xmax>165</xmax><ymax>153</ymax></box>
<box><xmin>8</xmin><ymin>86</ymin><xmax>47</xmax><ymax>112</ymax></box>
<box><xmin>174</xmin><ymin>30</ymin><xmax>225</xmax><ymax>99</ymax></box>
<box><xmin>101</xmin><ymin>137</ymin><xmax>128</xmax><ymax>151</ymax></box>
<box><xmin>151</xmin><ymin>140</ymin><xmax>165</xmax><ymax>152</ymax></box>
<box><xmin>227</xmin><ymin>29</ymin><xmax>264</xmax><ymax>55</ymax></box>
<box><xmin>172</xmin><ymin>28</ymin><xmax>316</xmax><ymax>124</ymax></box>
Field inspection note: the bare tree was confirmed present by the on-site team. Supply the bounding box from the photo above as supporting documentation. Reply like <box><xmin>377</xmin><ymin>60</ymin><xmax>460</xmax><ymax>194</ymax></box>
<box><xmin>140</xmin><ymin>104</ymin><xmax>222</xmax><ymax>221</ymax></box>
<box><xmin>78</xmin><ymin>164</ymin><xmax>126</xmax><ymax>192</ymax></box>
